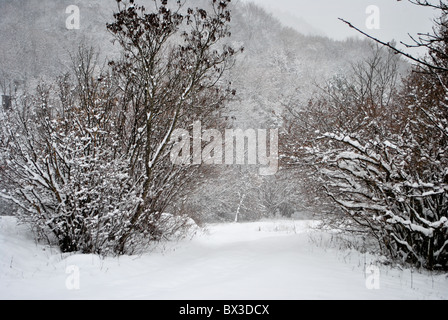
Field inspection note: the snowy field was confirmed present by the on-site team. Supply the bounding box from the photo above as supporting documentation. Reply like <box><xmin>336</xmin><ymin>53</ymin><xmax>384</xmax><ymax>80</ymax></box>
<box><xmin>0</xmin><ymin>216</ymin><xmax>447</xmax><ymax>300</ymax></box>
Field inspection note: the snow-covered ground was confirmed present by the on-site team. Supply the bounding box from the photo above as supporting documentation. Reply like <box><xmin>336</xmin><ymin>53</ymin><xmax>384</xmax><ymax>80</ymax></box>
<box><xmin>0</xmin><ymin>216</ymin><xmax>447</xmax><ymax>300</ymax></box>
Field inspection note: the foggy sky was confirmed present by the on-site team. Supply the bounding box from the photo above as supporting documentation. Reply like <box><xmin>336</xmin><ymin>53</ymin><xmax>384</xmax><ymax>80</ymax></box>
<box><xmin>240</xmin><ymin>0</ymin><xmax>438</xmax><ymax>54</ymax></box>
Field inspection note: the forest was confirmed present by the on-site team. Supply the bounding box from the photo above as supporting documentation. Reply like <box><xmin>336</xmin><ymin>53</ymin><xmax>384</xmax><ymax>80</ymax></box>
<box><xmin>0</xmin><ymin>0</ymin><xmax>446</xmax><ymax>275</ymax></box>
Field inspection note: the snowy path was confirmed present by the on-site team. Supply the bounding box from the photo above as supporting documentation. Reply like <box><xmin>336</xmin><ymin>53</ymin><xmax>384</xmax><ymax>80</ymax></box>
<box><xmin>0</xmin><ymin>217</ymin><xmax>447</xmax><ymax>300</ymax></box>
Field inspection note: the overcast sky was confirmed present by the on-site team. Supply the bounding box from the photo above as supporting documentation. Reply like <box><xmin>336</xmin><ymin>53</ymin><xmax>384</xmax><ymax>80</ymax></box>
<box><xmin>239</xmin><ymin>0</ymin><xmax>438</xmax><ymax>53</ymax></box>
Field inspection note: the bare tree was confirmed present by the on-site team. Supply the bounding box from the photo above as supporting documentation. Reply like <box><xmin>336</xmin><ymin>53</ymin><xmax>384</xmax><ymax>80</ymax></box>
<box><xmin>0</xmin><ymin>0</ymin><xmax>239</xmax><ymax>255</ymax></box>
<box><xmin>106</xmin><ymin>0</ymin><xmax>239</xmax><ymax>253</ymax></box>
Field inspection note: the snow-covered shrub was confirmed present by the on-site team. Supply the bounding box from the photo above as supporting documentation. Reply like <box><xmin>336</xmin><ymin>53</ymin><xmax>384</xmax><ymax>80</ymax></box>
<box><xmin>0</xmin><ymin>52</ymin><xmax>141</xmax><ymax>254</ymax></box>
<box><xmin>283</xmin><ymin>41</ymin><xmax>448</xmax><ymax>269</ymax></box>
<box><xmin>0</xmin><ymin>0</ymin><xmax>239</xmax><ymax>255</ymax></box>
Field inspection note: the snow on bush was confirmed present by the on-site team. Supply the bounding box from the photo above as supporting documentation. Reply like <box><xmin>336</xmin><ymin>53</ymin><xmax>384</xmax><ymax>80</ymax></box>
<box><xmin>283</xmin><ymin>41</ymin><xmax>448</xmax><ymax>270</ymax></box>
<box><xmin>0</xmin><ymin>0</ymin><xmax>237</xmax><ymax>255</ymax></box>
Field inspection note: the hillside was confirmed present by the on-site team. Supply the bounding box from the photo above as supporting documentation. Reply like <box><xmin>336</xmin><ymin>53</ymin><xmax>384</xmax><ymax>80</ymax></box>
<box><xmin>0</xmin><ymin>0</ymin><xmax>373</xmax><ymax>119</ymax></box>
<box><xmin>0</xmin><ymin>0</ymin><xmax>380</xmax><ymax>222</ymax></box>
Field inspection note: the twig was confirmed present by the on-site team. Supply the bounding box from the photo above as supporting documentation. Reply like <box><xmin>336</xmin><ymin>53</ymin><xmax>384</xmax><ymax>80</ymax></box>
<box><xmin>338</xmin><ymin>18</ymin><xmax>448</xmax><ymax>72</ymax></box>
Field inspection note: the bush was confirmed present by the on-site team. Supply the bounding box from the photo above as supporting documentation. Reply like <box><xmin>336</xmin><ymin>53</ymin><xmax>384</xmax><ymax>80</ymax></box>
<box><xmin>0</xmin><ymin>0</ymin><xmax>238</xmax><ymax>255</ymax></box>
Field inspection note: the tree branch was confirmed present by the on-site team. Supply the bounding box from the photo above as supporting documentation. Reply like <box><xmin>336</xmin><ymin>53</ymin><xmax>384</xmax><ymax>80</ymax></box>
<box><xmin>338</xmin><ymin>18</ymin><xmax>448</xmax><ymax>72</ymax></box>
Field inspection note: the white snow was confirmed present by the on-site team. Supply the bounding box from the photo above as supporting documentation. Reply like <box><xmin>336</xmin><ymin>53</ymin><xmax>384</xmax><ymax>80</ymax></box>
<box><xmin>0</xmin><ymin>216</ymin><xmax>447</xmax><ymax>300</ymax></box>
